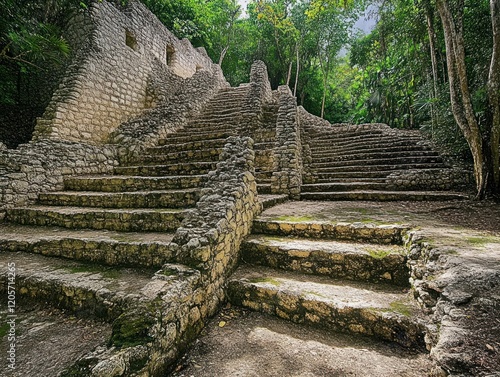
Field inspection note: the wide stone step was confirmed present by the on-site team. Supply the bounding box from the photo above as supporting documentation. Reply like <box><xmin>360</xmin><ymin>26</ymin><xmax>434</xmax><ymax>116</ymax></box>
<box><xmin>302</xmin><ymin>177</ymin><xmax>388</xmax><ymax>185</ymax></box>
<box><xmin>302</xmin><ymin>182</ymin><xmax>391</xmax><ymax>192</ymax></box>
<box><xmin>158</xmin><ymin>131</ymin><xmax>237</xmax><ymax>144</ymax></box>
<box><xmin>300</xmin><ymin>190</ymin><xmax>468</xmax><ymax>202</ymax></box>
<box><xmin>38</xmin><ymin>189</ymin><xmax>199</xmax><ymax>209</ymax></box>
<box><xmin>0</xmin><ymin>223</ymin><xmax>174</xmax><ymax>267</ymax></box>
<box><xmin>252</xmin><ymin>219</ymin><xmax>408</xmax><ymax>245</ymax></box>
<box><xmin>0</xmin><ymin>252</ymin><xmax>196</xmax><ymax>323</ymax></box>
<box><xmin>308</xmin><ymin>171</ymin><xmax>394</xmax><ymax>180</ymax></box>
<box><xmin>258</xmin><ymin>194</ymin><xmax>289</xmax><ymax>210</ymax></box>
<box><xmin>311</xmin><ymin>136</ymin><xmax>424</xmax><ymax>149</ymax></box>
<box><xmin>185</xmin><ymin>121</ymin><xmax>238</xmax><ymax>130</ymax></box>
<box><xmin>241</xmin><ymin>235</ymin><xmax>408</xmax><ymax>286</ymax></box>
<box><xmin>311</xmin><ymin>150</ymin><xmax>440</xmax><ymax>164</ymax></box>
<box><xmin>310</xmin><ymin>156</ymin><xmax>443</xmax><ymax>168</ymax></box>
<box><xmin>64</xmin><ymin>175</ymin><xmax>206</xmax><ymax>192</ymax></box>
<box><xmin>149</xmin><ymin>138</ymin><xmax>227</xmax><ymax>153</ymax></box>
<box><xmin>227</xmin><ymin>265</ymin><xmax>426</xmax><ymax>349</ymax></box>
<box><xmin>310</xmin><ymin>128</ymin><xmax>385</xmax><ymax>140</ymax></box>
<box><xmin>134</xmin><ymin>148</ymin><xmax>223</xmax><ymax>164</ymax></box>
<box><xmin>115</xmin><ymin>162</ymin><xmax>217</xmax><ymax>176</ymax></box>
<box><xmin>6</xmin><ymin>206</ymin><xmax>186</xmax><ymax>232</ymax></box>
<box><xmin>311</xmin><ymin>162</ymin><xmax>446</xmax><ymax>173</ymax></box>
<box><xmin>310</xmin><ymin>143</ymin><xmax>433</xmax><ymax>157</ymax></box>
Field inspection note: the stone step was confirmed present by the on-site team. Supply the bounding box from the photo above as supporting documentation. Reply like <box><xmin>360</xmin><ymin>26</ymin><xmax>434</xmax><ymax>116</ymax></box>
<box><xmin>227</xmin><ymin>265</ymin><xmax>426</xmax><ymax>349</ymax></box>
<box><xmin>196</xmin><ymin>108</ymin><xmax>243</xmax><ymax>117</ymax></box>
<box><xmin>252</xmin><ymin>219</ymin><xmax>408</xmax><ymax>245</ymax></box>
<box><xmin>0</xmin><ymin>252</ymin><xmax>197</xmax><ymax>326</ymax></box>
<box><xmin>241</xmin><ymin>235</ymin><xmax>408</xmax><ymax>286</ymax></box>
<box><xmin>64</xmin><ymin>175</ymin><xmax>206</xmax><ymax>192</ymax></box>
<box><xmin>311</xmin><ymin>136</ymin><xmax>424</xmax><ymax>149</ymax></box>
<box><xmin>301</xmin><ymin>182</ymin><xmax>391</xmax><ymax>192</ymax></box>
<box><xmin>158</xmin><ymin>131</ymin><xmax>237</xmax><ymax>145</ymax></box>
<box><xmin>115</xmin><ymin>162</ymin><xmax>217</xmax><ymax>176</ymax></box>
<box><xmin>185</xmin><ymin>120</ymin><xmax>239</xmax><ymax>129</ymax></box>
<box><xmin>0</xmin><ymin>223</ymin><xmax>174</xmax><ymax>268</ymax></box>
<box><xmin>6</xmin><ymin>206</ymin><xmax>186</xmax><ymax>232</ymax></box>
<box><xmin>311</xmin><ymin>162</ymin><xmax>446</xmax><ymax>173</ymax></box>
<box><xmin>254</xmin><ymin>141</ymin><xmax>276</xmax><ymax>150</ymax></box>
<box><xmin>134</xmin><ymin>148</ymin><xmax>222</xmax><ymax>164</ymax></box>
<box><xmin>258</xmin><ymin>194</ymin><xmax>289</xmax><ymax>210</ymax></box>
<box><xmin>257</xmin><ymin>184</ymin><xmax>272</xmax><ymax>194</ymax></box>
<box><xmin>310</xmin><ymin>128</ymin><xmax>385</xmax><ymax>140</ymax></box>
<box><xmin>149</xmin><ymin>138</ymin><xmax>227</xmax><ymax>153</ymax></box>
<box><xmin>302</xmin><ymin>177</ymin><xmax>388</xmax><ymax>185</ymax></box>
<box><xmin>306</xmin><ymin>171</ymin><xmax>400</xmax><ymax>180</ymax></box>
<box><xmin>310</xmin><ymin>156</ymin><xmax>444</xmax><ymax>169</ymax></box>
<box><xmin>38</xmin><ymin>189</ymin><xmax>200</xmax><ymax>209</ymax></box>
<box><xmin>300</xmin><ymin>190</ymin><xmax>468</xmax><ymax>202</ymax></box>
<box><xmin>310</xmin><ymin>144</ymin><xmax>433</xmax><ymax>157</ymax></box>
<box><xmin>311</xmin><ymin>131</ymin><xmax>421</xmax><ymax>143</ymax></box>
<box><xmin>311</xmin><ymin>150</ymin><xmax>440</xmax><ymax>164</ymax></box>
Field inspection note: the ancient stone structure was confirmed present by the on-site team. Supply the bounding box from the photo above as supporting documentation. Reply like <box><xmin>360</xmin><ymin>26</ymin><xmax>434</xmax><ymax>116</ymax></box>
<box><xmin>0</xmin><ymin>1</ymin><xmax>481</xmax><ymax>376</ymax></box>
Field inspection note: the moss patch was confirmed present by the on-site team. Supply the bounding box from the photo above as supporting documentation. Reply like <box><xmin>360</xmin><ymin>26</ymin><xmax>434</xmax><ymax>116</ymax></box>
<box><xmin>0</xmin><ymin>322</ymin><xmax>9</xmax><ymax>338</ymax></box>
<box><xmin>110</xmin><ymin>308</ymin><xmax>157</xmax><ymax>348</ymax></box>
<box><xmin>389</xmin><ymin>301</ymin><xmax>414</xmax><ymax>317</ymax></box>
<box><xmin>271</xmin><ymin>215</ymin><xmax>318</xmax><ymax>222</ymax></box>
<box><xmin>249</xmin><ymin>277</ymin><xmax>281</xmax><ymax>286</ymax></box>
<box><xmin>466</xmin><ymin>236</ymin><xmax>500</xmax><ymax>247</ymax></box>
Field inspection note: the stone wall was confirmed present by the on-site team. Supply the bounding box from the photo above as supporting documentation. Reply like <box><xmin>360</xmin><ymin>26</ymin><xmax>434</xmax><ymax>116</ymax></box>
<box><xmin>32</xmin><ymin>0</ymin><xmax>217</xmax><ymax>145</ymax></box>
<box><xmin>110</xmin><ymin>60</ymin><xmax>228</xmax><ymax>161</ymax></box>
<box><xmin>271</xmin><ymin>86</ymin><xmax>303</xmax><ymax>198</ymax></box>
<box><xmin>0</xmin><ymin>141</ymin><xmax>118</xmax><ymax>212</ymax></box>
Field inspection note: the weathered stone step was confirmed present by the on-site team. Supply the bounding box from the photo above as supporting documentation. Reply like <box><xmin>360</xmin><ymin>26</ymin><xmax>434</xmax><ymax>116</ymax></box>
<box><xmin>38</xmin><ymin>189</ymin><xmax>199</xmax><ymax>209</ymax></box>
<box><xmin>0</xmin><ymin>252</ymin><xmax>196</xmax><ymax>323</ymax></box>
<box><xmin>300</xmin><ymin>190</ymin><xmax>468</xmax><ymax>202</ymax></box>
<box><xmin>227</xmin><ymin>265</ymin><xmax>426</xmax><ymax>349</ymax></box>
<box><xmin>64</xmin><ymin>175</ymin><xmax>206</xmax><ymax>192</ymax></box>
<box><xmin>258</xmin><ymin>194</ymin><xmax>289</xmax><ymax>210</ymax></box>
<box><xmin>311</xmin><ymin>136</ymin><xmax>424</xmax><ymax>149</ymax></box>
<box><xmin>158</xmin><ymin>131</ymin><xmax>236</xmax><ymax>144</ymax></box>
<box><xmin>196</xmin><ymin>108</ymin><xmax>243</xmax><ymax>117</ymax></box>
<box><xmin>311</xmin><ymin>150</ymin><xmax>440</xmax><ymax>164</ymax></box>
<box><xmin>115</xmin><ymin>162</ymin><xmax>217</xmax><ymax>176</ymax></box>
<box><xmin>186</xmin><ymin>119</ymin><xmax>239</xmax><ymax>128</ymax></box>
<box><xmin>311</xmin><ymin>162</ymin><xmax>446</xmax><ymax>173</ymax></box>
<box><xmin>252</xmin><ymin>218</ymin><xmax>408</xmax><ymax>245</ymax></box>
<box><xmin>310</xmin><ymin>156</ymin><xmax>443</xmax><ymax>169</ymax></box>
<box><xmin>311</xmin><ymin>128</ymin><xmax>385</xmax><ymax>140</ymax></box>
<box><xmin>135</xmin><ymin>148</ymin><xmax>222</xmax><ymax>164</ymax></box>
<box><xmin>151</xmin><ymin>138</ymin><xmax>227</xmax><ymax>153</ymax></box>
<box><xmin>307</xmin><ymin>171</ymin><xmax>397</xmax><ymax>180</ymax></box>
<box><xmin>257</xmin><ymin>184</ymin><xmax>272</xmax><ymax>194</ymax></box>
<box><xmin>302</xmin><ymin>177</ymin><xmax>388</xmax><ymax>185</ymax></box>
<box><xmin>310</xmin><ymin>144</ymin><xmax>433</xmax><ymax>157</ymax></box>
<box><xmin>6</xmin><ymin>206</ymin><xmax>185</xmax><ymax>232</ymax></box>
<box><xmin>241</xmin><ymin>235</ymin><xmax>408</xmax><ymax>286</ymax></box>
<box><xmin>301</xmin><ymin>182</ymin><xmax>390</xmax><ymax>192</ymax></box>
<box><xmin>254</xmin><ymin>141</ymin><xmax>276</xmax><ymax>150</ymax></box>
<box><xmin>0</xmin><ymin>223</ymin><xmax>174</xmax><ymax>267</ymax></box>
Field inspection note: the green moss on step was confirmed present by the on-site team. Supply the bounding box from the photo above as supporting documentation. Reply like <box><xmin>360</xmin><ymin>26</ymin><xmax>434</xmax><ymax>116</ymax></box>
<box><xmin>366</xmin><ymin>248</ymin><xmax>393</xmax><ymax>259</ymax></box>
<box><xmin>0</xmin><ymin>322</ymin><xmax>9</xmax><ymax>338</ymax></box>
<box><xmin>389</xmin><ymin>301</ymin><xmax>414</xmax><ymax>317</ymax></box>
<box><xmin>110</xmin><ymin>307</ymin><xmax>157</xmax><ymax>348</ymax></box>
<box><xmin>249</xmin><ymin>277</ymin><xmax>281</xmax><ymax>286</ymax></box>
<box><xmin>466</xmin><ymin>236</ymin><xmax>500</xmax><ymax>247</ymax></box>
<box><xmin>271</xmin><ymin>215</ymin><xmax>318</xmax><ymax>222</ymax></box>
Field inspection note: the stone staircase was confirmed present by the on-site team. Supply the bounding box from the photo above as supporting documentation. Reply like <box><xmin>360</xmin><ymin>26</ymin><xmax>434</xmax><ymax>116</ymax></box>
<box><xmin>227</xmin><ymin>214</ymin><xmax>428</xmax><ymax>352</ymax></box>
<box><xmin>0</xmin><ymin>85</ymin><xmax>284</xmax><ymax>374</ymax></box>
<box><xmin>301</xmin><ymin>125</ymin><xmax>468</xmax><ymax>201</ymax></box>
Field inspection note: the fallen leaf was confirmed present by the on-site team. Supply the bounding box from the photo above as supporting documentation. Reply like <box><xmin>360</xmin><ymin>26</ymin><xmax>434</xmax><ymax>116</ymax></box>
<box><xmin>218</xmin><ymin>321</ymin><xmax>226</xmax><ymax>328</ymax></box>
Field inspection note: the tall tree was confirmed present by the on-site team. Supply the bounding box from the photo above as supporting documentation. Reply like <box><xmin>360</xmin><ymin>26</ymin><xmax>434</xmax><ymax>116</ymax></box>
<box><xmin>436</xmin><ymin>0</ymin><xmax>500</xmax><ymax>197</ymax></box>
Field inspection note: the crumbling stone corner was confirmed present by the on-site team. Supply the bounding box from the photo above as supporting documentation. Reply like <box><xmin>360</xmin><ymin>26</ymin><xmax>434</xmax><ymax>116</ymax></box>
<box><xmin>271</xmin><ymin>85</ymin><xmax>303</xmax><ymax>199</ymax></box>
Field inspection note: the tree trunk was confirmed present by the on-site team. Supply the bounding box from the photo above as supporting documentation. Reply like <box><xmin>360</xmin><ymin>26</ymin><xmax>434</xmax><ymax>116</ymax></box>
<box><xmin>321</xmin><ymin>74</ymin><xmax>327</xmax><ymax>119</ymax></box>
<box><xmin>294</xmin><ymin>42</ymin><xmax>300</xmax><ymax>97</ymax></box>
<box><xmin>436</xmin><ymin>0</ymin><xmax>487</xmax><ymax>197</ymax></box>
<box><xmin>286</xmin><ymin>61</ymin><xmax>292</xmax><ymax>87</ymax></box>
<box><xmin>488</xmin><ymin>0</ymin><xmax>500</xmax><ymax>195</ymax></box>
<box><xmin>218</xmin><ymin>46</ymin><xmax>229</xmax><ymax>66</ymax></box>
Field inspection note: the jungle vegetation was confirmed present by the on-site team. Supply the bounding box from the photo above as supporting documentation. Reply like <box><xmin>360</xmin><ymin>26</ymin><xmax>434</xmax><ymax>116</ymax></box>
<box><xmin>0</xmin><ymin>0</ymin><xmax>498</xmax><ymax>197</ymax></box>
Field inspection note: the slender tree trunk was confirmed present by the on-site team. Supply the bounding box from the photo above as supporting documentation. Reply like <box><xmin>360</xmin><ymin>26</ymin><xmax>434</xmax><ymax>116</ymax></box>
<box><xmin>321</xmin><ymin>74</ymin><xmax>327</xmax><ymax>119</ymax></box>
<box><xmin>488</xmin><ymin>0</ymin><xmax>500</xmax><ymax>195</ymax></box>
<box><xmin>437</xmin><ymin>0</ymin><xmax>486</xmax><ymax>197</ymax></box>
<box><xmin>286</xmin><ymin>61</ymin><xmax>292</xmax><ymax>87</ymax></box>
<box><xmin>218</xmin><ymin>46</ymin><xmax>228</xmax><ymax>66</ymax></box>
<box><xmin>294</xmin><ymin>42</ymin><xmax>300</xmax><ymax>97</ymax></box>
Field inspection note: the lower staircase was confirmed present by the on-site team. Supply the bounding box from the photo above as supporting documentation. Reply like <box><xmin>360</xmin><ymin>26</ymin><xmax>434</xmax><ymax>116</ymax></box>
<box><xmin>227</xmin><ymin>213</ymin><xmax>429</xmax><ymax>353</ymax></box>
<box><xmin>302</xmin><ymin>125</ymin><xmax>468</xmax><ymax>201</ymax></box>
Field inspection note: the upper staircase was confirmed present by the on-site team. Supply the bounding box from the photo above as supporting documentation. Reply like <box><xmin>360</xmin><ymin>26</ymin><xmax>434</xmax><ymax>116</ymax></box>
<box><xmin>301</xmin><ymin>125</ymin><xmax>468</xmax><ymax>201</ymax></box>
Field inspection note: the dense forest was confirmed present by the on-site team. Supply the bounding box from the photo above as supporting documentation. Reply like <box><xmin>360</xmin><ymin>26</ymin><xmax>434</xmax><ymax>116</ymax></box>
<box><xmin>0</xmin><ymin>0</ymin><xmax>499</xmax><ymax>197</ymax></box>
